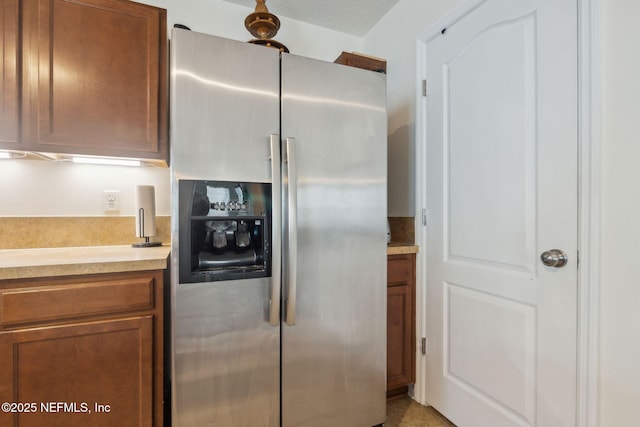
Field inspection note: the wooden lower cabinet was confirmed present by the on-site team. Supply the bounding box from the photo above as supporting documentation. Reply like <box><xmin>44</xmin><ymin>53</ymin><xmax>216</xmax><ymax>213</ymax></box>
<box><xmin>0</xmin><ymin>270</ymin><xmax>163</xmax><ymax>426</ymax></box>
<box><xmin>387</xmin><ymin>253</ymin><xmax>416</xmax><ymax>398</ymax></box>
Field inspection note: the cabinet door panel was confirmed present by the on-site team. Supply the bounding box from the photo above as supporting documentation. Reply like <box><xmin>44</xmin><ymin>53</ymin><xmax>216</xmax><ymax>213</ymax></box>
<box><xmin>29</xmin><ymin>0</ymin><xmax>166</xmax><ymax>159</ymax></box>
<box><xmin>0</xmin><ymin>0</ymin><xmax>20</xmax><ymax>146</ymax></box>
<box><xmin>0</xmin><ymin>316</ymin><xmax>153</xmax><ymax>426</ymax></box>
<box><xmin>387</xmin><ymin>254</ymin><xmax>416</xmax><ymax>395</ymax></box>
<box><xmin>387</xmin><ymin>285</ymin><xmax>414</xmax><ymax>389</ymax></box>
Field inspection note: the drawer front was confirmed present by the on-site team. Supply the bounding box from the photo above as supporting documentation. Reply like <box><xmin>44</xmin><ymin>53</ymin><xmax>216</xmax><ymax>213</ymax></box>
<box><xmin>0</xmin><ymin>276</ymin><xmax>155</xmax><ymax>326</ymax></box>
<box><xmin>387</xmin><ymin>255</ymin><xmax>414</xmax><ymax>285</ymax></box>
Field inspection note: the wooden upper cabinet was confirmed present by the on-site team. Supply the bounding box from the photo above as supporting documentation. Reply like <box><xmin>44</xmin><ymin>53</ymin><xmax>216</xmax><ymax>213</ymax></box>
<box><xmin>10</xmin><ymin>0</ymin><xmax>168</xmax><ymax>162</ymax></box>
<box><xmin>0</xmin><ymin>0</ymin><xmax>20</xmax><ymax>146</ymax></box>
<box><xmin>334</xmin><ymin>51</ymin><xmax>387</xmax><ymax>74</ymax></box>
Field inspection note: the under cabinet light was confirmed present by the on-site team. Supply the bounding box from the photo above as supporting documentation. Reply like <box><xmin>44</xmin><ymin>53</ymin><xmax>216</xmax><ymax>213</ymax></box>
<box><xmin>71</xmin><ymin>156</ymin><xmax>142</xmax><ymax>167</ymax></box>
<box><xmin>0</xmin><ymin>151</ymin><xmax>26</xmax><ymax>159</ymax></box>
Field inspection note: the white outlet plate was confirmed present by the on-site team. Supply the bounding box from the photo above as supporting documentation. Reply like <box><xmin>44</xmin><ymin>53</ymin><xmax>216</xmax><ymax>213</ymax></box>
<box><xmin>103</xmin><ymin>190</ymin><xmax>120</xmax><ymax>212</ymax></box>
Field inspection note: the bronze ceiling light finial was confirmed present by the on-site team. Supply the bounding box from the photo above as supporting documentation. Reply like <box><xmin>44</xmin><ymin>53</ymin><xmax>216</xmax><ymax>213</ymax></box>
<box><xmin>245</xmin><ymin>0</ymin><xmax>289</xmax><ymax>53</ymax></box>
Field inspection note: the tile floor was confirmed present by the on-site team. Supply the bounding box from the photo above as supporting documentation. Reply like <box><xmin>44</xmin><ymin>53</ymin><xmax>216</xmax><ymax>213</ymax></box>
<box><xmin>386</xmin><ymin>395</ymin><xmax>456</xmax><ymax>427</ymax></box>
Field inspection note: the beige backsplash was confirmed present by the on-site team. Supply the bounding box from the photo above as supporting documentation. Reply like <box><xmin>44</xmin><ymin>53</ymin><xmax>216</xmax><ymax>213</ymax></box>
<box><xmin>0</xmin><ymin>216</ymin><xmax>171</xmax><ymax>249</ymax></box>
<box><xmin>388</xmin><ymin>216</ymin><xmax>415</xmax><ymax>244</ymax></box>
<box><xmin>1</xmin><ymin>216</ymin><xmax>413</xmax><ymax>249</ymax></box>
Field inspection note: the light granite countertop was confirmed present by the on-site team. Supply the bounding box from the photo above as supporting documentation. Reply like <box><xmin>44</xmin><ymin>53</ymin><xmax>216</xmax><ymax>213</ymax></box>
<box><xmin>0</xmin><ymin>245</ymin><xmax>170</xmax><ymax>280</ymax></box>
<box><xmin>0</xmin><ymin>243</ymin><xmax>414</xmax><ymax>281</ymax></box>
<box><xmin>387</xmin><ymin>242</ymin><xmax>419</xmax><ymax>255</ymax></box>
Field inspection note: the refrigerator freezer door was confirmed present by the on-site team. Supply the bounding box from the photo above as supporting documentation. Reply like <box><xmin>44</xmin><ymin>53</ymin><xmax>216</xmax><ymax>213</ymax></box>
<box><xmin>170</xmin><ymin>29</ymin><xmax>280</xmax><ymax>183</ymax></box>
<box><xmin>170</xmin><ymin>30</ymin><xmax>280</xmax><ymax>426</ymax></box>
<box><xmin>281</xmin><ymin>55</ymin><xmax>388</xmax><ymax>427</ymax></box>
<box><xmin>172</xmin><ymin>279</ymin><xmax>280</xmax><ymax>426</ymax></box>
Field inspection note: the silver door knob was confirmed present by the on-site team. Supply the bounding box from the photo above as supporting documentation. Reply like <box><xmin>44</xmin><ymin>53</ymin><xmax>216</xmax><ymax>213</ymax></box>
<box><xmin>540</xmin><ymin>249</ymin><xmax>568</xmax><ymax>268</ymax></box>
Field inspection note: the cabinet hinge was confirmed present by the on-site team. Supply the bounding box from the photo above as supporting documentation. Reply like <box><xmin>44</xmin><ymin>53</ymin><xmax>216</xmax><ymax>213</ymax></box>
<box><xmin>421</xmin><ymin>209</ymin><xmax>428</xmax><ymax>226</ymax></box>
<box><xmin>421</xmin><ymin>337</ymin><xmax>427</xmax><ymax>355</ymax></box>
<box><xmin>422</xmin><ymin>79</ymin><xmax>427</xmax><ymax>97</ymax></box>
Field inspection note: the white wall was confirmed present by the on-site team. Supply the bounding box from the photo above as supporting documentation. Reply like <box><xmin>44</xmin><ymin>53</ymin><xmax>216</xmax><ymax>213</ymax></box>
<box><xmin>0</xmin><ymin>160</ymin><xmax>171</xmax><ymax>216</ymax></box>
<box><xmin>143</xmin><ymin>0</ymin><xmax>362</xmax><ymax>62</ymax></box>
<box><xmin>0</xmin><ymin>0</ymin><xmax>361</xmax><ymax>217</ymax></box>
<box><xmin>363</xmin><ymin>0</ymin><xmax>465</xmax><ymax>217</ymax></box>
<box><xmin>599</xmin><ymin>0</ymin><xmax>640</xmax><ymax>424</ymax></box>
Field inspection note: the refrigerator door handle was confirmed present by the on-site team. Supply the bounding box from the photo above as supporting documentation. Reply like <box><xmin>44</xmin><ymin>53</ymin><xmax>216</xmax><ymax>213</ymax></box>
<box><xmin>285</xmin><ymin>137</ymin><xmax>298</xmax><ymax>326</ymax></box>
<box><xmin>269</xmin><ymin>134</ymin><xmax>282</xmax><ymax>326</ymax></box>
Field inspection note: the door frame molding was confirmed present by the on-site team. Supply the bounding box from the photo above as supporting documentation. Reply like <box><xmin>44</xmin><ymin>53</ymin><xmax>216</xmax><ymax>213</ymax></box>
<box><xmin>413</xmin><ymin>1</ymin><xmax>601</xmax><ymax>426</ymax></box>
<box><xmin>576</xmin><ymin>1</ymin><xmax>601</xmax><ymax>426</ymax></box>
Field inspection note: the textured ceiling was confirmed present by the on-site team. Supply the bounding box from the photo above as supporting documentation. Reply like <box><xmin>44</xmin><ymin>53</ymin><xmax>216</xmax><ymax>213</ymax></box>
<box><xmin>220</xmin><ymin>0</ymin><xmax>400</xmax><ymax>36</ymax></box>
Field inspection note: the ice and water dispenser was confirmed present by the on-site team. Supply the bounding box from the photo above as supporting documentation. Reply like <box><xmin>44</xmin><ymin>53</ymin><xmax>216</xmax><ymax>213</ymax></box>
<box><xmin>178</xmin><ymin>180</ymin><xmax>271</xmax><ymax>283</ymax></box>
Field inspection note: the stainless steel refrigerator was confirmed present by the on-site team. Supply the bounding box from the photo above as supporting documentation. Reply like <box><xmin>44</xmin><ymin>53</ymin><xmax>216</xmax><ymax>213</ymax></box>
<box><xmin>169</xmin><ymin>28</ymin><xmax>387</xmax><ymax>427</ymax></box>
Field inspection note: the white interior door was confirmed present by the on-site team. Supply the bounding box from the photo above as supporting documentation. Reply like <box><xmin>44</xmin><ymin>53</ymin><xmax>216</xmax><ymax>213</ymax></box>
<box><xmin>422</xmin><ymin>0</ymin><xmax>578</xmax><ymax>426</ymax></box>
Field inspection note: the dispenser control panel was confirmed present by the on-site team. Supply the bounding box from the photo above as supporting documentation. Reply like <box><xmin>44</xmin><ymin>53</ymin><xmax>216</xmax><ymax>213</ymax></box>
<box><xmin>210</xmin><ymin>201</ymin><xmax>248</xmax><ymax>212</ymax></box>
<box><xmin>178</xmin><ymin>179</ymin><xmax>271</xmax><ymax>283</ymax></box>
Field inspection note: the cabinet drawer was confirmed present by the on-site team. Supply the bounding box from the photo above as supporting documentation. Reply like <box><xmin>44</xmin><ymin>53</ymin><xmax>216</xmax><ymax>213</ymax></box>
<box><xmin>387</xmin><ymin>255</ymin><xmax>414</xmax><ymax>285</ymax></box>
<box><xmin>0</xmin><ymin>276</ymin><xmax>155</xmax><ymax>326</ymax></box>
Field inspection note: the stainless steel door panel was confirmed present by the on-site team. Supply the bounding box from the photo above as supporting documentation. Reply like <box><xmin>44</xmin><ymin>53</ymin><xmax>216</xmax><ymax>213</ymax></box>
<box><xmin>173</xmin><ymin>277</ymin><xmax>279</xmax><ymax>427</ymax></box>
<box><xmin>170</xmin><ymin>29</ymin><xmax>279</xmax><ymax>183</ymax></box>
<box><xmin>170</xmin><ymin>29</ymin><xmax>281</xmax><ymax>427</ymax></box>
<box><xmin>281</xmin><ymin>55</ymin><xmax>388</xmax><ymax>427</ymax></box>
